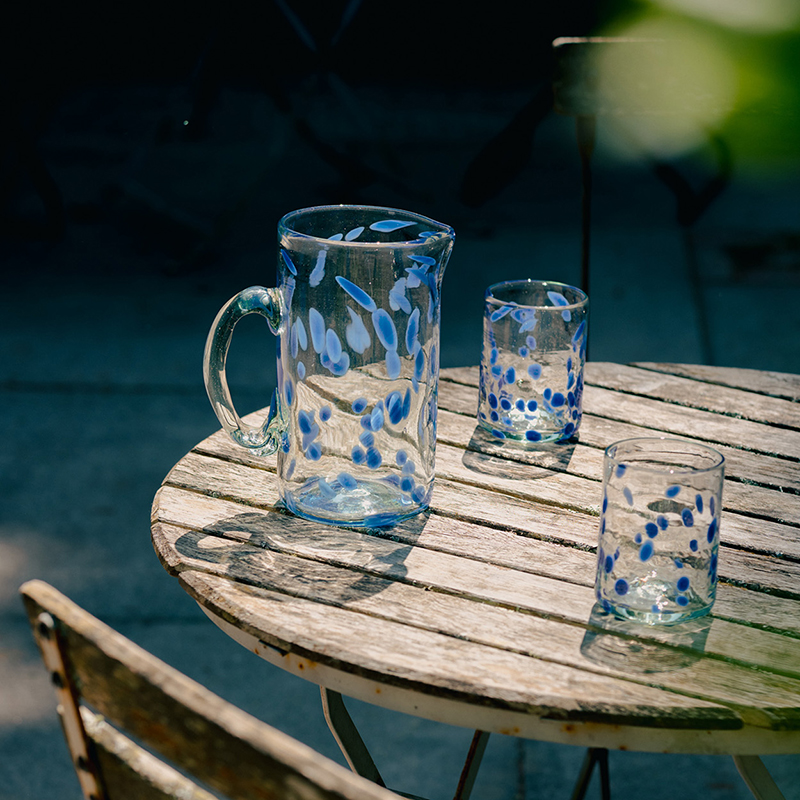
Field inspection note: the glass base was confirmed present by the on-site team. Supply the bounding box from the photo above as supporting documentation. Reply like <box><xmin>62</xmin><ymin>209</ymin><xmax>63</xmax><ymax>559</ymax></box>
<box><xmin>477</xmin><ymin>418</ymin><xmax>574</xmax><ymax>445</ymax></box>
<box><xmin>603</xmin><ymin>602</ymin><xmax>713</xmax><ymax>626</ymax></box>
<box><xmin>597</xmin><ymin>579</ymin><xmax>714</xmax><ymax>626</ymax></box>
<box><xmin>282</xmin><ymin>477</ymin><xmax>428</xmax><ymax>528</ymax></box>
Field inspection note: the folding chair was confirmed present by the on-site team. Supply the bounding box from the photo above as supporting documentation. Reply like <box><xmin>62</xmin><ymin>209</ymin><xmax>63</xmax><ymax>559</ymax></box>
<box><xmin>21</xmin><ymin>579</ymin><xmax>403</xmax><ymax>800</ymax></box>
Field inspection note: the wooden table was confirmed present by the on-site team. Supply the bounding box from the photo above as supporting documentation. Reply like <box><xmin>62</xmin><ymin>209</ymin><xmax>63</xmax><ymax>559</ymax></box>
<box><xmin>152</xmin><ymin>362</ymin><xmax>800</xmax><ymax>799</ymax></box>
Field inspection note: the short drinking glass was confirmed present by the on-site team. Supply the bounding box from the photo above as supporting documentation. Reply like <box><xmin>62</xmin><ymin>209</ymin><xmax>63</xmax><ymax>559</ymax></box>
<box><xmin>478</xmin><ymin>279</ymin><xmax>588</xmax><ymax>444</ymax></box>
<box><xmin>595</xmin><ymin>437</ymin><xmax>725</xmax><ymax>625</ymax></box>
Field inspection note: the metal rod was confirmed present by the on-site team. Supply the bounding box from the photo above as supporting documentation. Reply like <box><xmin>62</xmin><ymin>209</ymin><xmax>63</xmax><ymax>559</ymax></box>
<box><xmin>576</xmin><ymin>114</ymin><xmax>596</xmax><ymax>301</ymax></box>
<box><xmin>320</xmin><ymin>687</ymin><xmax>385</xmax><ymax>786</ymax></box>
<box><xmin>570</xmin><ymin>748</ymin><xmax>610</xmax><ymax>800</ymax></box>
<box><xmin>733</xmin><ymin>756</ymin><xmax>786</xmax><ymax>800</ymax></box>
<box><xmin>576</xmin><ymin>114</ymin><xmax>595</xmax><ymax>364</ymax></box>
<box><xmin>452</xmin><ymin>730</ymin><xmax>490</xmax><ymax>800</ymax></box>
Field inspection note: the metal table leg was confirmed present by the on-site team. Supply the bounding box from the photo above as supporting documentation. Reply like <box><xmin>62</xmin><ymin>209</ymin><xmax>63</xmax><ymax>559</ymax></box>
<box><xmin>321</xmin><ymin>688</ymin><xmax>489</xmax><ymax>800</ymax></box>
<box><xmin>733</xmin><ymin>756</ymin><xmax>787</xmax><ymax>800</ymax></box>
<box><xmin>453</xmin><ymin>730</ymin><xmax>490</xmax><ymax>800</ymax></box>
<box><xmin>321</xmin><ymin>687</ymin><xmax>386</xmax><ymax>786</ymax></box>
<box><xmin>570</xmin><ymin>748</ymin><xmax>611</xmax><ymax>800</ymax></box>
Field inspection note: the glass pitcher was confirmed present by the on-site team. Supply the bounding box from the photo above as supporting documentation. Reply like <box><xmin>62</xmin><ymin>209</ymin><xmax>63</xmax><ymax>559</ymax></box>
<box><xmin>204</xmin><ymin>205</ymin><xmax>455</xmax><ymax>527</ymax></box>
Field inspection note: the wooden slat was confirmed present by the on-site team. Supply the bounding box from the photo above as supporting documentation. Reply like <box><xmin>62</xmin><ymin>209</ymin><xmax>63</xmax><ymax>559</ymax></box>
<box><xmin>154</xmin><ymin>483</ymin><xmax>601</xmax><ymax>585</ymax></box>
<box><xmin>194</xmin><ymin>381</ymin><xmax>800</xmax><ymax>498</ymax></box>
<box><xmin>167</xmin><ymin>564</ymin><xmax>741</xmax><ymax>729</ymax></box>
<box><xmin>437</xmin><ymin>375</ymin><xmax>800</xmax><ymax>493</ymax></box>
<box><xmin>152</xmin><ymin>486</ymin><xmax>800</xmax><ymax>676</ymax></box>
<box><xmin>592</xmin><ymin>387</ymin><xmax>799</xmax><ymax>457</ymax></box>
<box><xmin>82</xmin><ymin>708</ymin><xmax>216</xmax><ymax>800</ymax></box>
<box><xmin>190</xmin><ymin>414</ymin><xmax>800</xmax><ymax>564</ymax></box>
<box><xmin>161</xmin><ymin>449</ymin><xmax>800</xmax><ymax>622</ymax></box>
<box><xmin>435</xmin><ymin>476</ymin><xmax>800</xmax><ymax>598</ymax></box>
<box><xmin>174</xmin><ymin>564</ymin><xmax>800</xmax><ymax>734</ymax></box>
<box><xmin>633</xmin><ymin>363</ymin><xmax>800</xmax><ymax>402</ymax></box>
<box><xmin>439</xmin><ymin>366</ymin><xmax>480</xmax><ymax>386</ymax></box>
<box><xmin>170</xmin><ymin>442</ymin><xmax>800</xmax><ymax>597</ymax></box>
<box><xmin>172</xmin><ymin>542</ymin><xmax>800</xmax><ymax>718</ymax></box>
<box><xmin>434</xmin><ymin>478</ymin><xmax>800</xmax><ymax>633</ymax></box>
<box><xmin>20</xmin><ymin>581</ymin><xmax>401</xmax><ymax>800</ymax></box>
<box><xmin>441</xmin><ymin>365</ymin><xmax>800</xmax><ymax>404</ymax></box>
<box><xmin>186</xmin><ymin>564</ymin><xmax>800</xmax><ymax>733</ymax></box>
<box><xmin>576</xmin><ymin>415</ymin><xmax>800</xmax><ymax>493</ymax></box>
<box><xmin>153</xmin><ymin>481</ymin><xmax>599</xmax><ymax>617</ymax></box>
<box><xmin>585</xmin><ymin>363</ymin><xmax>800</xmax><ymax>429</ymax></box>
<box><xmin>534</xmin><ymin>441</ymin><xmax>800</xmax><ymax>529</ymax></box>
<box><xmin>439</xmin><ymin>365</ymin><xmax>800</xmax><ymax>458</ymax></box>
<box><xmin>433</xmin><ymin>425</ymin><xmax>800</xmax><ymax>534</ymax></box>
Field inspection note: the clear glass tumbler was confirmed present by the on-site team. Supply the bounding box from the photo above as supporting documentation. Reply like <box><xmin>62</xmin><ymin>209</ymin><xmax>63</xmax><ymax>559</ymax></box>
<box><xmin>477</xmin><ymin>279</ymin><xmax>588</xmax><ymax>444</ymax></box>
<box><xmin>595</xmin><ymin>437</ymin><xmax>725</xmax><ymax>625</ymax></box>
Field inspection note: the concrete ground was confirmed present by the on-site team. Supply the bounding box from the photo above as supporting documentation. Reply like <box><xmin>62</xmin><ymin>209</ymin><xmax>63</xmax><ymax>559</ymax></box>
<box><xmin>2</xmin><ymin>81</ymin><xmax>799</xmax><ymax>800</ymax></box>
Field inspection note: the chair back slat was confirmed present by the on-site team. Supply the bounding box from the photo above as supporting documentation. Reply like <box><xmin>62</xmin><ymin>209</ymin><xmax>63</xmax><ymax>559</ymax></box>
<box><xmin>82</xmin><ymin>706</ymin><xmax>218</xmax><ymax>800</ymax></box>
<box><xmin>21</xmin><ymin>580</ymin><xmax>397</xmax><ymax>800</ymax></box>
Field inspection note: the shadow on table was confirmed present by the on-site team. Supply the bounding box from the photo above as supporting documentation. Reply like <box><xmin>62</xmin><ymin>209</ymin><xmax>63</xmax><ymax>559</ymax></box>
<box><xmin>580</xmin><ymin>603</ymin><xmax>712</xmax><ymax>674</ymax></box>
<box><xmin>172</xmin><ymin>507</ymin><xmax>431</xmax><ymax>605</ymax></box>
<box><xmin>461</xmin><ymin>425</ymin><xmax>578</xmax><ymax>478</ymax></box>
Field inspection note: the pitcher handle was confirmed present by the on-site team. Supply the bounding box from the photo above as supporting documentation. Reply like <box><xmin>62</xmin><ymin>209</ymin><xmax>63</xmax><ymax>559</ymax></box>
<box><xmin>203</xmin><ymin>286</ymin><xmax>286</xmax><ymax>453</ymax></box>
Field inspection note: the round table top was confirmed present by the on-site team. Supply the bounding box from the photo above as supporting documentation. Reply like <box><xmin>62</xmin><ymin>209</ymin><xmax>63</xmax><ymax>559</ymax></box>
<box><xmin>152</xmin><ymin>362</ymin><xmax>800</xmax><ymax>755</ymax></box>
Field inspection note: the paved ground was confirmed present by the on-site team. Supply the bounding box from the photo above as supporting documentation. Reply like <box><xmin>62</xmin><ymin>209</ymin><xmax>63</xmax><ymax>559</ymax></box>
<box><xmin>2</xmin><ymin>81</ymin><xmax>799</xmax><ymax>800</ymax></box>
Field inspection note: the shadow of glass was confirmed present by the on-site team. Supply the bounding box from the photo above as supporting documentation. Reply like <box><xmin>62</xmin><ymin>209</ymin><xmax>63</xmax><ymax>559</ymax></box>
<box><xmin>580</xmin><ymin>603</ymin><xmax>711</xmax><ymax>674</ymax></box>
<box><xmin>462</xmin><ymin>424</ymin><xmax>577</xmax><ymax>479</ymax></box>
<box><xmin>174</xmin><ymin>508</ymin><xmax>430</xmax><ymax>606</ymax></box>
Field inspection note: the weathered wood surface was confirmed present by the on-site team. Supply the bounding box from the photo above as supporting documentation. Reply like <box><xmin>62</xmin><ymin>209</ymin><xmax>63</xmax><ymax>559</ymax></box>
<box><xmin>21</xmin><ymin>580</ymin><xmax>401</xmax><ymax>800</ymax></box>
<box><xmin>633</xmin><ymin>363</ymin><xmax>800</xmax><ymax>403</ymax></box>
<box><xmin>151</xmin><ymin>364</ymin><xmax>800</xmax><ymax>751</ymax></box>
<box><xmin>439</xmin><ymin>365</ymin><xmax>800</xmax><ymax>459</ymax></box>
<box><xmin>83</xmin><ymin>707</ymin><xmax>217</xmax><ymax>800</ymax></box>
<box><xmin>436</xmin><ymin>371</ymin><xmax>800</xmax><ymax>493</ymax></box>
<box><xmin>167</xmin><ymin>447</ymin><xmax>800</xmax><ymax>607</ymax></box>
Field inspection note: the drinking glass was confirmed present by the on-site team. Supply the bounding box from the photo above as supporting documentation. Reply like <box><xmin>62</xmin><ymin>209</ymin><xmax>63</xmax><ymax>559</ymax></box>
<box><xmin>477</xmin><ymin>279</ymin><xmax>588</xmax><ymax>444</ymax></box>
<box><xmin>595</xmin><ymin>437</ymin><xmax>725</xmax><ymax>625</ymax></box>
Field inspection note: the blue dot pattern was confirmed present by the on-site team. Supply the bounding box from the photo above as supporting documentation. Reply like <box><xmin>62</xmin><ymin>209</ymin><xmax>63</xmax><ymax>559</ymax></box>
<box><xmin>478</xmin><ymin>285</ymin><xmax>587</xmax><ymax>445</ymax></box>
<box><xmin>281</xmin><ymin>250</ymin><xmax>298</xmax><ymax>275</ymax></box>
<box><xmin>595</xmin><ymin>466</ymin><xmax>723</xmax><ymax>622</ymax></box>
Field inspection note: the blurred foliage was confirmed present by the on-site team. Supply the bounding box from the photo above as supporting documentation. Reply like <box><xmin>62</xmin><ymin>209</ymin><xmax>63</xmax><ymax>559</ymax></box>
<box><xmin>592</xmin><ymin>0</ymin><xmax>800</xmax><ymax>171</ymax></box>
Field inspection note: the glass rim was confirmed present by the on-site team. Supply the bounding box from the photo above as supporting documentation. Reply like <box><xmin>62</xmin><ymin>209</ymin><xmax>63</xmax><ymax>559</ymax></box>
<box><xmin>605</xmin><ymin>437</ymin><xmax>725</xmax><ymax>475</ymax></box>
<box><xmin>485</xmin><ymin>278</ymin><xmax>588</xmax><ymax>310</ymax></box>
<box><xmin>278</xmin><ymin>204</ymin><xmax>455</xmax><ymax>247</ymax></box>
